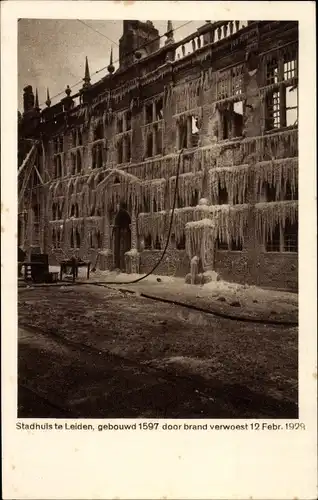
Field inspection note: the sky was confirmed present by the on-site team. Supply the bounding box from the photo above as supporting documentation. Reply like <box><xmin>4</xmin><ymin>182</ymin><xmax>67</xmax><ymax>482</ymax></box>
<box><xmin>18</xmin><ymin>19</ymin><xmax>203</xmax><ymax>110</ymax></box>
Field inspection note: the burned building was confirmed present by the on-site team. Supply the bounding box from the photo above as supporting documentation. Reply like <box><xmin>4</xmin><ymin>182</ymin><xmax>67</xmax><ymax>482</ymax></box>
<box><xmin>18</xmin><ymin>20</ymin><xmax>298</xmax><ymax>290</ymax></box>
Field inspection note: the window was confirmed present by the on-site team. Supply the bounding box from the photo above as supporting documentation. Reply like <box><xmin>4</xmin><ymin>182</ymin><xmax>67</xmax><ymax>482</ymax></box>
<box><xmin>178</xmin><ymin>122</ymin><xmax>188</xmax><ymax>149</ymax></box>
<box><xmin>154</xmin><ymin>237</ymin><xmax>161</xmax><ymax>250</ymax></box>
<box><xmin>190</xmin><ymin>190</ymin><xmax>199</xmax><ymax>207</ymax></box>
<box><xmin>264</xmin><ymin>50</ymin><xmax>298</xmax><ymax>131</ymax></box>
<box><xmin>217</xmin><ymin>76</ymin><xmax>229</xmax><ymax>100</ymax></box>
<box><xmin>266</xmin><ymin>57</ymin><xmax>279</xmax><ymax>85</ymax></box>
<box><xmin>72</xmin><ymin>130</ymin><xmax>77</xmax><ymax>147</ymax></box>
<box><xmin>191</xmin><ymin>116</ymin><xmax>200</xmax><ymax>147</ymax></box>
<box><xmin>71</xmin><ymin>154</ymin><xmax>76</xmax><ymax>175</ymax></box>
<box><xmin>75</xmin><ymin>229</ymin><xmax>81</xmax><ymax>248</ymax></box>
<box><xmin>155</xmin><ymin>99</ymin><xmax>163</xmax><ymax>121</ymax></box>
<box><xmin>284</xmin><ymin>220</ymin><xmax>298</xmax><ymax>252</ymax></box>
<box><xmin>218</xmin><ymin>184</ymin><xmax>228</xmax><ymax>205</ymax></box>
<box><xmin>52</xmin><ymin>203</ymin><xmax>57</xmax><ymax>220</ymax></box>
<box><xmin>146</xmin><ymin>133</ymin><xmax>153</xmax><ymax>158</ymax></box>
<box><xmin>176</xmin><ymin>233</ymin><xmax>186</xmax><ymax>250</ymax></box>
<box><xmin>154</xmin><ymin>124</ymin><xmax>162</xmax><ymax>155</ymax></box>
<box><xmin>232</xmin><ymin>101</ymin><xmax>243</xmax><ymax>137</ymax></box>
<box><xmin>124</xmin><ymin>135</ymin><xmax>131</xmax><ymax>163</ymax></box>
<box><xmin>216</xmin><ymin>238</ymin><xmax>229</xmax><ymax>250</ymax></box>
<box><xmin>144</xmin><ymin>235</ymin><xmax>152</xmax><ymax>249</ymax></box>
<box><xmin>94</xmin><ymin>123</ymin><xmax>104</xmax><ymax>141</ymax></box>
<box><xmin>76</xmin><ymin>150</ymin><xmax>82</xmax><ymax>173</ymax></box>
<box><xmin>266</xmin><ymin>219</ymin><xmax>298</xmax><ymax>253</ymax></box>
<box><xmin>89</xmin><ymin>232</ymin><xmax>94</xmax><ymax>248</ymax></box>
<box><xmin>96</xmin><ymin>231</ymin><xmax>102</xmax><ymax>249</ymax></box>
<box><xmin>97</xmin><ymin>145</ymin><xmax>103</xmax><ymax>168</ymax></box>
<box><xmin>216</xmin><ymin>237</ymin><xmax>242</xmax><ymax>251</ymax></box>
<box><xmin>52</xmin><ymin>229</ymin><xmax>57</xmax><ymax>248</ymax></box>
<box><xmin>117</xmin><ymin>116</ymin><xmax>123</xmax><ymax>134</ymax></box>
<box><xmin>126</xmin><ymin>111</ymin><xmax>131</xmax><ymax>131</ymax></box>
<box><xmin>231</xmin><ymin>238</ymin><xmax>243</xmax><ymax>251</ymax></box>
<box><xmin>145</xmin><ymin>102</ymin><xmax>153</xmax><ymax>124</ymax></box>
<box><xmin>266</xmin><ymin>223</ymin><xmax>282</xmax><ymax>252</ymax></box>
<box><xmin>78</xmin><ymin>129</ymin><xmax>83</xmax><ymax>146</ymax></box>
<box><xmin>286</xmin><ymin>85</ymin><xmax>298</xmax><ymax>126</ymax></box>
<box><xmin>266</xmin><ymin>91</ymin><xmax>281</xmax><ymax>129</ymax></box>
<box><xmin>57</xmin><ymin>203</ymin><xmax>64</xmax><ymax>220</ymax></box>
<box><xmin>117</xmin><ymin>140</ymin><xmax>123</xmax><ymax>165</ymax></box>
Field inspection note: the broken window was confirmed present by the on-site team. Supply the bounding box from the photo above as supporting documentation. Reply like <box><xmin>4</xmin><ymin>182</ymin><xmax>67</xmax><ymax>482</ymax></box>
<box><xmin>286</xmin><ymin>85</ymin><xmax>298</xmax><ymax>126</ymax></box>
<box><xmin>71</xmin><ymin>153</ymin><xmax>76</xmax><ymax>175</ymax></box>
<box><xmin>222</xmin><ymin>113</ymin><xmax>230</xmax><ymax>140</ymax></box>
<box><xmin>78</xmin><ymin>129</ymin><xmax>83</xmax><ymax>146</ymax></box>
<box><xmin>266</xmin><ymin>91</ymin><xmax>281</xmax><ymax>129</ymax></box>
<box><xmin>75</xmin><ymin>229</ymin><xmax>81</xmax><ymax>248</ymax></box>
<box><xmin>117</xmin><ymin>115</ymin><xmax>123</xmax><ymax>134</ymax></box>
<box><xmin>218</xmin><ymin>184</ymin><xmax>228</xmax><ymax>205</ymax></box>
<box><xmin>217</xmin><ymin>76</ymin><xmax>229</xmax><ymax>100</ymax></box>
<box><xmin>154</xmin><ymin>237</ymin><xmax>161</xmax><ymax>250</ymax></box>
<box><xmin>230</xmin><ymin>238</ymin><xmax>243</xmax><ymax>251</ymax></box>
<box><xmin>154</xmin><ymin>124</ymin><xmax>162</xmax><ymax>155</ymax></box>
<box><xmin>58</xmin><ymin>203</ymin><xmax>64</xmax><ymax>220</ymax></box>
<box><xmin>89</xmin><ymin>232</ymin><xmax>94</xmax><ymax>248</ymax></box>
<box><xmin>117</xmin><ymin>140</ymin><xmax>123</xmax><ymax>165</ymax></box>
<box><xmin>76</xmin><ymin>150</ymin><xmax>82</xmax><ymax>173</ymax></box>
<box><xmin>94</xmin><ymin>122</ymin><xmax>104</xmax><ymax>141</ymax></box>
<box><xmin>97</xmin><ymin>145</ymin><xmax>103</xmax><ymax>168</ymax></box>
<box><xmin>146</xmin><ymin>133</ymin><xmax>153</xmax><ymax>158</ymax></box>
<box><xmin>52</xmin><ymin>229</ymin><xmax>57</xmax><ymax>248</ymax></box>
<box><xmin>266</xmin><ymin>223</ymin><xmax>281</xmax><ymax>252</ymax></box>
<box><xmin>145</xmin><ymin>102</ymin><xmax>153</xmax><ymax>124</ymax></box>
<box><xmin>126</xmin><ymin>111</ymin><xmax>131</xmax><ymax>131</ymax></box>
<box><xmin>191</xmin><ymin>116</ymin><xmax>200</xmax><ymax>147</ymax></box>
<box><xmin>216</xmin><ymin>238</ymin><xmax>229</xmax><ymax>250</ymax></box>
<box><xmin>125</xmin><ymin>135</ymin><xmax>131</xmax><ymax>163</ymax></box>
<box><xmin>72</xmin><ymin>130</ymin><xmax>77</xmax><ymax>147</ymax></box>
<box><xmin>264</xmin><ymin>49</ymin><xmax>298</xmax><ymax>131</ymax></box>
<box><xmin>178</xmin><ymin>122</ymin><xmax>188</xmax><ymax>149</ymax></box>
<box><xmin>284</xmin><ymin>181</ymin><xmax>298</xmax><ymax>201</ymax></box>
<box><xmin>176</xmin><ymin>234</ymin><xmax>186</xmax><ymax>250</ymax></box>
<box><xmin>283</xmin><ymin>52</ymin><xmax>297</xmax><ymax>81</ymax></box>
<box><xmin>284</xmin><ymin>219</ymin><xmax>298</xmax><ymax>252</ymax></box>
<box><xmin>232</xmin><ymin>101</ymin><xmax>243</xmax><ymax>137</ymax></box>
<box><xmin>96</xmin><ymin>230</ymin><xmax>102</xmax><ymax>248</ymax></box>
<box><xmin>144</xmin><ymin>234</ymin><xmax>152</xmax><ymax>249</ymax></box>
<box><xmin>266</xmin><ymin>58</ymin><xmax>279</xmax><ymax>85</ymax></box>
<box><xmin>190</xmin><ymin>190</ymin><xmax>199</xmax><ymax>207</ymax></box>
<box><xmin>155</xmin><ymin>98</ymin><xmax>163</xmax><ymax>121</ymax></box>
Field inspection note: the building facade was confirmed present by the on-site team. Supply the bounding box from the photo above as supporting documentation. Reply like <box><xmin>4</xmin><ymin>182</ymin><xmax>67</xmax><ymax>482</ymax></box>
<box><xmin>18</xmin><ymin>20</ymin><xmax>298</xmax><ymax>290</ymax></box>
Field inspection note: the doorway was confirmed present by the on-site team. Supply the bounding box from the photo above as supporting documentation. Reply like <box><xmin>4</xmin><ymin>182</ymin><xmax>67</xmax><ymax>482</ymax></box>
<box><xmin>113</xmin><ymin>209</ymin><xmax>131</xmax><ymax>271</ymax></box>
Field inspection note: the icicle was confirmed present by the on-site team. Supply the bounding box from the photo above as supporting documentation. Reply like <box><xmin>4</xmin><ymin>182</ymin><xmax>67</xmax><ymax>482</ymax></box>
<box><xmin>208</xmin><ymin>165</ymin><xmax>249</xmax><ymax>205</ymax></box>
<box><xmin>255</xmin><ymin>200</ymin><xmax>298</xmax><ymax>244</ymax></box>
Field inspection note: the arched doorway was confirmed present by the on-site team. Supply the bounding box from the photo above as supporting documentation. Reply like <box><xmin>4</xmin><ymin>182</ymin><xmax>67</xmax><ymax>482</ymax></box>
<box><xmin>113</xmin><ymin>209</ymin><xmax>131</xmax><ymax>271</ymax></box>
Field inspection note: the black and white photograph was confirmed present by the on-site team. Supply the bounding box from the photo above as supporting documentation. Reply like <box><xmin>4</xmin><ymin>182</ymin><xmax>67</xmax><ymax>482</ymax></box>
<box><xmin>17</xmin><ymin>18</ymin><xmax>300</xmax><ymax>420</ymax></box>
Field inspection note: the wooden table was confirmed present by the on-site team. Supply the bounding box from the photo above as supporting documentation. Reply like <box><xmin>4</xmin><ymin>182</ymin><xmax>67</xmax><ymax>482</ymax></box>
<box><xmin>59</xmin><ymin>259</ymin><xmax>91</xmax><ymax>283</ymax></box>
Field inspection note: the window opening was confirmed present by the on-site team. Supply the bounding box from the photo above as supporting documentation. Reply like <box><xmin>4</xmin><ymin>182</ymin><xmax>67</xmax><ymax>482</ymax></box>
<box><xmin>155</xmin><ymin>98</ymin><xmax>163</xmax><ymax>121</ymax></box>
<box><xmin>266</xmin><ymin>223</ymin><xmax>281</xmax><ymax>252</ymax></box>
<box><xmin>176</xmin><ymin>233</ymin><xmax>186</xmax><ymax>250</ymax></box>
<box><xmin>145</xmin><ymin>102</ymin><xmax>153</xmax><ymax>124</ymax></box>
<box><xmin>144</xmin><ymin>234</ymin><xmax>152</xmax><ymax>249</ymax></box>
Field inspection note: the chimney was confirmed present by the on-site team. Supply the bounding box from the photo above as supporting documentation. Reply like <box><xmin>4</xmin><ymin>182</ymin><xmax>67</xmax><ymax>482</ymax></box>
<box><xmin>119</xmin><ymin>20</ymin><xmax>160</xmax><ymax>69</ymax></box>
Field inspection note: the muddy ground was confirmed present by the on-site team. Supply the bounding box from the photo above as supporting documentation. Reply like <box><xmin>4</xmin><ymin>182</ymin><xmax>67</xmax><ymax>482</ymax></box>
<box><xmin>18</xmin><ymin>284</ymin><xmax>298</xmax><ymax>418</ymax></box>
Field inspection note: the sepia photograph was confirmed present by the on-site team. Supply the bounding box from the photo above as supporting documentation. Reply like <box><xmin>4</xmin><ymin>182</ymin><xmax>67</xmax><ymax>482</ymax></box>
<box><xmin>17</xmin><ymin>18</ymin><xmax>299</xmax><ymax>420</ymax></box>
